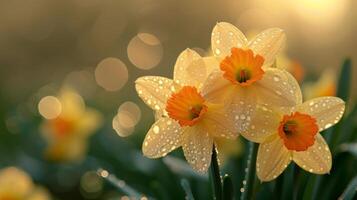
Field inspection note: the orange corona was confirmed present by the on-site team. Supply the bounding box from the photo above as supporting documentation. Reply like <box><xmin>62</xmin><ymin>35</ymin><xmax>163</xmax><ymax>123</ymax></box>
<box><xmin>220</xmin><ymin>48</ymin><xmax>265</xmax><ymax>86</ymax></box>
<box><xmin>51</xmin><ymin>117</ymin><xmax>75</xmax><ymax>138</ymax></box>
<box><xmin>278</xmin><ymin>112</ymin><xmax>318</xmax><ymax>151</ymax></box>
<box><xmin>166</xmin><ymin>86</ymin><xmax>208</xmax><ymax>127</ymax></box>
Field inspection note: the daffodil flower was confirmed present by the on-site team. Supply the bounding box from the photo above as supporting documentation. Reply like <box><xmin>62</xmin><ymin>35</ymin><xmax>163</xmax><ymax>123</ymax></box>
<box><xmin>245</xmin><ymin>94</ymin><xmax>345</xmax><ymax>181</ymax></box>
<box><xmin>202</xmin><ymin>22</ymin><xmax>301</xmax><ymax>134</ymax></box>
<box><xmin>0</xmin><ymin>167</ymin><xmax>51</xmax><ymax>200</ymax></box>
<box><xmin>41</xmin><ymin>88</ymin><xmax>102</xmax><ymax>162</ymax></box>
<box><xmin>135</xmin><ymin>49</ymin><xmax>241</xmax><ymax>172</ymax></box>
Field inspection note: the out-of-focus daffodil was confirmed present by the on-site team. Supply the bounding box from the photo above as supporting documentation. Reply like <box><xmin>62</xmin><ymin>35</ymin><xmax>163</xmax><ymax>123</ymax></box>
<box><xmin>40</xmin><ymin>88</ymin><xmax>102</xmax><ymax>162</ymax></box>
<box><xmin>135</xmin><ymin>49</ymin><xmax>242</xmax><ymax>173</ymax></box>
<box><xmin>303</xmin><ymin>69</ymin><xmax>336</xmax><ymax>100</ymax></box>
<box><xmin>0</xmin><ymin>167</ymin><xmax>51</xmax><ymax>200</ymax></box>
<box><xmin>244</xmin><ymin>90</ymin><xmax>345</xmax><ymax>181</ymax></box>
<box><xmin>202</xmin><ymin>22</ymin><xmax>301</xmax><ymax>136</ymax></box>
<box><xmin>276</xmin><ymin>53</ymin><xmax>305</xmax><ymax>83</ymax></box>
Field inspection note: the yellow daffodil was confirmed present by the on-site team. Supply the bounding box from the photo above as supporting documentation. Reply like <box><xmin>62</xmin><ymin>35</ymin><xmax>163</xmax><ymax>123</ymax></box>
<box><xmin>0</xmin><ymin>167</ymin><xmax>51</xmax><ymax>200</ymax></box>
<box><xmin>303</xmin><ymin>69</ymin><xmax>336</xmax><ymax>100</ymax></box>
<box><xmin>202</xmin><ymin>22</ymin><xmax>301</xmax><ymax>135</ymax></box>
<box><xmin>135</xmin><ymin>49</ymin><xmax>241</xmax><ymax>173</ymax></box>
<box><xmin>244</xmin><ymin>93</ymin><xmax>345</xmax><ymax>181</ymax></box>
<box><xmin>40</xmin><ymin>88</ymin><xmax>102</xmax><ymax>162</ymax></box>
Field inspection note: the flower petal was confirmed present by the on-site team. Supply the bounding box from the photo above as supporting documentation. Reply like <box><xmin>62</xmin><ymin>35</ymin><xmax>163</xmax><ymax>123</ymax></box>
<box><xmin>77</xmin><ymin>108</ymin><xmax>102</xmax><ymax>136</ymax></box>
<box><xmin>292</xmin><ymin>134</ymin><xmax>332</xmax><ymax>174</ymax></box>
<box><xmin>241</xmin><ymin>105</ymin><xmax>281</xmax><ymax>143</ymax></box>
<box><xmin>203</xmin><ymin>104</ymin><xmax>239</xmax><ymax>139</ymax></box>
<box><xmin>256</xmin><ymin>135</ymin><xmax>292</xmax><ymax>182</ymax></box>
<box><xmin>182</xmin><ymin>126</ymin><xmax>213</xmax><ymax>173</ymax></box>
<box><xmin>211</xmin><ymin>22</ymin><xmax>248</xmax><ymax>58</ymax></box>
<box><xmin>173</xmin><ymin>48</ymin><xmax>207</xmax><ymax>89</ymax></box>
<box><xmin>228</xmin><ymin>87</ymin><xmax>258</xmax><ymax>133</ymax></box>
<box><xmin>142</xmin><ymin>118</ymin><xmax>182</xmax><ymax>158</ymax></box>
<box><xmin>135</xmin><ymin>76</ymin><xmax>180</xmax><ymax>113</ymax></box>
<box><xmin>203</xmin><ymin>56</ymin><xmax>220</xmax><ymax>76</ymax></box>
<box><xmin>255</xmin><ymin>68</ymin><xmax>302</xmax><ymax>107</ymax></box>
<box><xmin>201</xmin><ymin>70</ymin><xmax>232</xmax><ymax>103</ymax></box>
<box><xmin>248</xmin><ymin>28</ymin><xmax>286</xmax><ymax>67</ymax></box>
<box><xmin>296</xmin><ymin>97</ymin><xmax>345</xmax><ymax>131</ymax></box>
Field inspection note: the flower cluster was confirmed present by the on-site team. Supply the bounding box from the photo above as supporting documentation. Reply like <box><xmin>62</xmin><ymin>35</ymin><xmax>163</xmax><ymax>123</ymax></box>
<box><xmin>135</xmin><ymin>22</ymin><xmax>345</xmax><ymax>181</ymax></box>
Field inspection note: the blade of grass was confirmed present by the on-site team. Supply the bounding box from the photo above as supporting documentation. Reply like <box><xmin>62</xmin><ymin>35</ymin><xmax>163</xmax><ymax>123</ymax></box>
<box><xmin>97</xmin><ymin>168</ymin><xmax>145</xmax><ymax>198</ymax></box>
<box><xmin>181</xmin><ymin>179</ymin><xmax>195</xmax><ymax>200</ymax></box>
<box><xmin>339</xmin><ymin>175</ymin><xmax>357</xmax><ymax>200</ymax></box>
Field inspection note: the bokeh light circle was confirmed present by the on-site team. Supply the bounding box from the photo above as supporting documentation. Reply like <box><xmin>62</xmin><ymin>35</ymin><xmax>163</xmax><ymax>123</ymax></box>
<box><xmin>95</xmin><ymin>57</ymin><xmax>128</xmax><ymax>91</ymax></box>
<box><xmin>127</xmin><ymin>33</ymin><xmax>163</xmax><ymax>70</ymax></box>
<box><xmin>38</xmin><ymin>96</ymin><xmax>62</xmax><ymax>119</ymax></box>
<box><xmin>112</xmin><ymin>115</ymin><xmax>134</xmax><ymax>137</ymax></box>
<box><xmin>118</xmin><ymin>101</ymin><xmax>141</xmax><ymax>128</ymax></box>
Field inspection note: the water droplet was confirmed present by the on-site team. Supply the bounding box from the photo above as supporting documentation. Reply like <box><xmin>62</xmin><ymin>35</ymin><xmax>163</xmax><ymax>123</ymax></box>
<box><xmin>215</xmin><ymin>49</ymin><xmax>221</xmax><ymax>55</ymax></box>
<box><xmin>273</xmin><ymin>76</ymin><xmax>280</xmax><ymax>82</ymax></box>
<box><xmin>153</xmin><ymin>125</ymin><xmax>160</xmax><ymax>134</ymax></box>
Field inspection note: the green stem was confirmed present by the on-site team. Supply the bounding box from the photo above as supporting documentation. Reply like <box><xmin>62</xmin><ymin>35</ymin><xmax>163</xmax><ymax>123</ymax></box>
<box><xmin>241</xmin><ymin>142</ymin><xmax>259</xmax><ymax>200</ymax></box>
<box><xmin>210</xmin><ymin>145</ymin><xmax>223</xmax><ymax>200</ymax></box>
<box><xmin>274</xmin><ymin>174</ymin><xmax>284</xmax><ymax>200</ymax></box>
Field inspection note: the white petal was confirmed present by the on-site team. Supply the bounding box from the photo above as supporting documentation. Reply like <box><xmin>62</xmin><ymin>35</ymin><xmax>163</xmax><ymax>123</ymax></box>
<box><xmin>292</xmin><ymin>134</ymin><xmax>332</xmax><ymax>174</ymax></box>
<box><xmin>173</xmin><ymin>48</ymin><xmax>207</xmax><ymax>89</ymax></box>
<box><xmin>241</xmin><ymin>105</ymin><xmax>281</xmax><ymax>143</ymax></box>
<box><xmin>203</xmin><ymin>104</ymin><xmax>239</xmax><ymax>139</ymax></box>
<box><xmin>142</xmin><ymin>118</ymin><xmax>182</xmax><ymax>158</ymax></box>
<box><xmin>256</xmin><ymin>135</ymin><xmax>292</xmax><ymax>182</ymax></box>
<box><xmin>211</xmin><ymin>22</ymin><xmax>248</xmax><ymax>58</ymax></box>
<box><xmin>227</xmin><ymin>87</ymin><xmax>257</xmax><ymax>133</ymax></box>
<box><xmin>135</xmin><ymin>76</ymin><xmax>180</xmax><ymax>113</ymax></box>
<box><xmin>203</xmin><ymin>56</ymin><xmax>220</xmax><ymax>76</ymax></box>
<box><xmin>254</xmin><ymin>68</ymin><xmax>302</xmax><ymax>107</ymax></box>
<box><xmin>248</xmin><ymin>28</ymin><xmax>286</xmax><ymax>67</ymax></box>
<box><xmin>182</xmin><ymin>126</ymin><xmax>213</xmax><ymax>173</ymax></box>
<box><xmin>201</xmin><ymin>70</ymin><xmax>232</xmax><ymax>103</ymax></box>
<box><xmin>296</xmin><ymin>97</ymin><xmax>345</xmax><ymax>131</ymax></box>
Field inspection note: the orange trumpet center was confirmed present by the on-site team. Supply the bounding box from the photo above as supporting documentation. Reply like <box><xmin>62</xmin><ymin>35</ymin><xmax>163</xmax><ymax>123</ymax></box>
<box><xmin>166</xmin><ymin>86</ymin><xmax>208</xmax><ymax>127</ymax></box>
<box><xmin>51</xmin><ymin>117</ymin><xmax>75</xmax><ymax>138</ymax></box>
<box><xmin>278</xmin><ymin>112</ymin><xmax>318</xmax><ymax>151</ymax></box>
<box><xmin>220</xmin><ymin>48</ymin><xmax>265</xmax><ymax>86</ymax></box>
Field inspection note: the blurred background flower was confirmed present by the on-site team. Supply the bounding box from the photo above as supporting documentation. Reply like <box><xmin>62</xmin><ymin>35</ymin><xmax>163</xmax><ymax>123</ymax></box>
<box><xmin>39</xmin><ymin>88</ymin><xmax>102</xmax><ymax>162</ymax></box>
<box><xmin>0</xmin><ymin>167</ymin><xmax>51</xmax><ymax>200</ymax></box>
<box><xmin>0</xmin><ymin>0</ymin><xmax>356</xmax><ymax>199</ymax></box>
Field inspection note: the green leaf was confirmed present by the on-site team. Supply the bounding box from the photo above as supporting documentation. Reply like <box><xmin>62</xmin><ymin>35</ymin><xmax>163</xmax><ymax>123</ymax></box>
<box><xmin>97</xmin><ymin>168</ymin><xmax>146</xmax><ymax>198</ymax></box>
<box><xmin>339</xmin><ymin>175</ymin><xmax>357</xmax><ymax>200</ymax></box>
<box><xmin>222</xmin><ymin>175</ymin><xmax>234</xmax><ymax>200</ymax></box>
<box><xmin>240</xmin><ymin>142</ymin><xmax>259</xmax><ymax>200</ymax></box>
<box><xmin>337</xmin><ymin>58</ymin><xmax>351</xmax><ymax>102</ymax></box>
<box><xmin>181</xmin><ymin>179</ymin><xmax>195</xmax><ymax>200</ymax></box>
